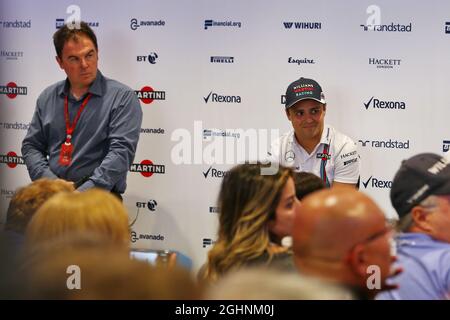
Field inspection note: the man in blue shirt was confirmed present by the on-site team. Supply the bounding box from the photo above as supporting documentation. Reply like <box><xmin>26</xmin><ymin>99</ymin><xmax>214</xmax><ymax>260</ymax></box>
<box><xmin>22</xmin><ymin>22</ymin><xmax>142</xmax><ymax>197</ymax></box>
<box><xmin>377</xmin><ymin>153</ymin><xmax>450</xmax><ymax>300</ymax></box>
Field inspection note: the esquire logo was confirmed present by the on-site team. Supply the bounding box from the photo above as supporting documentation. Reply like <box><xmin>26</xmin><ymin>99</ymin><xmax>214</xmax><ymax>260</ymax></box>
<box><xmin>363</xmin><ymin>97</ymin><xmax>406</xmax><ymax>110</ymax></box>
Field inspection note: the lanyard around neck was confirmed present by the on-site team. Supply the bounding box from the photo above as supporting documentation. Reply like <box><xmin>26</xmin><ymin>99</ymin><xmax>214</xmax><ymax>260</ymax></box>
<box><xmin>64</xmin><ymin>93</ymin><xmax>92</xmax><ymax>142</ymax></box>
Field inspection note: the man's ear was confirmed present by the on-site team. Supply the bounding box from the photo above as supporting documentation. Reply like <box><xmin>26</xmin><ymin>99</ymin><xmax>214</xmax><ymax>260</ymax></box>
<box><xmin>347</xmin><ymin>245</ymin><xmax>367</xmax><ymax>277</ymax></box>
<box><xmin>56</xmin><ymin>56</ymin><xmax>63</xmax><ymax>69</ymax></box>
<box><xmin>322</xmin><ymin>104</ymin><xmax>327</xmax><ymax>113</ymax></box>
<box><xmin>285</xmin><ymin>109</ymin><xmax>291</xmax><ymax>121</ymax></box>
<box><xmin>411</xmin><ymin>206</ymin><xmax>433</xmax><ymax>232</ymax></box>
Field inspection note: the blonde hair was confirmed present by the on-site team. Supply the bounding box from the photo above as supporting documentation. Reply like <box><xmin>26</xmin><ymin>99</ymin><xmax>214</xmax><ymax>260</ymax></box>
<box><xmin>204</xmin><ymin>163</ymin><xmax>292</xmax><ymax>281</ymax></box>
<box><xmin>26</xmin><ymin>189</ymin><xmax>130</xmax><ymax>246</ymax></box>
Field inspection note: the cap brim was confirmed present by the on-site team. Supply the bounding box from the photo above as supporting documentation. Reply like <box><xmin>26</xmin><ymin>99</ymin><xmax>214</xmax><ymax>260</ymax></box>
<box><xmin>285</xmin><ymin>97</ymin><xmax>326</xmax><ymax>109</ymax></box>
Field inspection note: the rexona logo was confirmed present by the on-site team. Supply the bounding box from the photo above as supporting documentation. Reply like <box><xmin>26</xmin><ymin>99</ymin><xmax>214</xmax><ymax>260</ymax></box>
<box><xmin>1</xmin><ymin>50</ymin><xmax>24</xmax><ymax>61</ymax></box>
<box><xmin>202</xmin><ymin>166</ymin><xmax>229</xmax><ymax>178</ymax></box>
<box><xmin>202</xmin><ymin>238</ymin><xmax>216</xmax><ymax>248</ymax></box>
<box><xmin>288</xmin><ymin>57</ymin><xmax>315</xmax><ymax>65</ymax></box>
<box><xmin>130</xmin><ymin>18</ymin><xmax>165</xmax><ymax>30</ymax></box>
<box><xmin>137</xmin><ymin>52</ymin><xmax>158</xmax><ymax>64</ymax></box>
<box><xmin>283</xmin><ymin>22</ymin><xmax>322</xmax><ymax>30</ymax></box>
<box><xmin>130</xmin><ymin>231</ymin><xmax>164</xmax><ymax>243</ymax></box>
<box><xmin>369</xmin><ymin>58</ymin><xmax>401</xmax><ymax>69</ymax></box>
<box><xmin>360</xmin><ymin>22</ymin><xmax>412</xmax><ymax>32</ymax></box>
<box><xmin>203</xmin><ymin>91</ymin><xmax>241</xmax><ymax>103</ymax></box>
<box><xmin>443</xmin><ymin>140</ymin><xmax>450</xmax><ymax>153</ymax></box>
<box><xmin>135</xmin><ymin>86</ymin><xmax>165</xmax><ymax>104</ymax></box>
<box><xmin>210</xmin><ymin>56</ymin><xmax>234</xmax><ymax>63</ymax></box>
<box><xmin>55</xmin><ymin>18</ymin><xmax>98</xmax><ymax>29</ymax></box>
<box><xmin>446</xmin><ymin>22</ymin><xmax>450</xmax><ymax>34</ymax></box>
<box><xmin>0</xmin><ymin>151</ymin><xmax>25</xmax><ymax>168</ymax></box>
<box><xmin>0</xmin><ymin>20</ymin><xmax>31</xmax><ymax>28</ymax></box>
<box><xmin>363</xmin><ymin>97</ymin><xmax>406</xmax><ymax>110</ymax></box>
<box><xmin>130</xmin><ymin>159</ymin><xmax>165</xmax><ymax>177</ymax></box>
<box><xmin>361</xmin><ymin>176</ymin><xmax>393</xmax><ymax>189</ymax></box>
<box><xmin>204</xmin><ymin>20</ymin><xmax>241</xmax><ymax>30</ymax></box>
<box><xmin>203</xmin><ymin>129</ymin><xmax>240</xmax><ymax>139</ymax></box>
<box><xmin>0</xmin><ymin>82</ymin><xmax>27</xmax><ymax>98</ymax></box>
<box><xmin>358</xmin><ymin>139</ymin><xmax>410</xmax><ymax>149</ymax></box>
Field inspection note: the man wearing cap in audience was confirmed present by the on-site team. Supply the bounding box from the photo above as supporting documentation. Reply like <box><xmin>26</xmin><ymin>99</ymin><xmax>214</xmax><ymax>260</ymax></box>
<box><xmin>269</xmin><ymin>78</ymin><xmax>359</xmax><ymax>187</ymax></box>
<box><xmin>377</xmin><ymin>153</ymin><xmax>450</xmax><ymax>300</ymax></box>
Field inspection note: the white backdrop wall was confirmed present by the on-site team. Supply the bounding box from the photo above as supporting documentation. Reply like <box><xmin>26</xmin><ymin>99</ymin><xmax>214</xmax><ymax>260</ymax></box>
<box><xmin>1</xmin><ymin>0</ymin><xmax>450</xmax><ymax>271</ymax></box>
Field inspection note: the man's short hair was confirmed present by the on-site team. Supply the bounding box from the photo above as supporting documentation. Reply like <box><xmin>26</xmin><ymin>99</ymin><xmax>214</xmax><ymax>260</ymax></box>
<box><xmin>294</xmin><ymin>172</ymin><xmax>326</xmax><ymax>200</ymax></box>
<box><xmin>53</xmin><ymin>21</ymin><xmax>98</xmax><ymax>59</ymax></box>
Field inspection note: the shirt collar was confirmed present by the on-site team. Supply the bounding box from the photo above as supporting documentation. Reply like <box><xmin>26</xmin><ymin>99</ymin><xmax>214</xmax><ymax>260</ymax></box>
<box><xmin>290</xmin><ymin>124</ymin><xmax>331</xmax><ymax>148</ymax></box>
<box><xmin>58</xmin><ymin>70</ymin><xmax>105</xmax><ymax>98</ymax></box>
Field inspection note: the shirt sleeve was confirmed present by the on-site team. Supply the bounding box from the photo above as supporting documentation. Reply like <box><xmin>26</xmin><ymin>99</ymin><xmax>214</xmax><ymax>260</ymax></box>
<box><xmin>333</xmin><ymin>139</ymin><xmax>360</xmax><ymax>184</ymax></box>
<box><xmin>78</xmin><ymin>89</ymin><xmax>143</xmax><ymax>192</ymax></box>
<box><xmin>21</xmin><ymin>97</ymin><xmax>58</xmax><ymax>181</ymax></box>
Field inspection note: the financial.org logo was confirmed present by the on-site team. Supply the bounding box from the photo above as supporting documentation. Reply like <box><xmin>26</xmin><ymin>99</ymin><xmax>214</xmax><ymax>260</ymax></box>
<box><xmin>283</xmin><ymin>22</ymin><xmax>321</xmax><ymax>30</ymax></box>
<box><xmin>137</xmin><ymin>53</ymin><xmax>158</xmax><ymax>64</ymax></box>
<box><xmin>358</xmin><ymin>139</ymin><xmax>410</xmax><ymax>149</ymax></box>
<box><xmin>443</xmin><ymin>140</ymin><xmax>450</xmax><ymax>153</ymax></box>
<box><xmin>445</xmin><ymin>22</ymin><xmax>450</xmax><ymax>34</ymax></box>
<box><xmin>360</xmin><ymin>22</ymin><xmax>412</xmax><ymax>32</ymax></box>
<box><xmin>210</xmin><ymin>56</ymin><xmax>234</xmax><ymax>63</ymax></box>
<box><xmin>204</xmin><ymin>20</ymin><xmax>241</xmax><ymax>30</ymax></box>
<box><xmin>202</xmin><ymin>238</ymin><xmax>216</xmax><ymax>248</ymax></box>
<box><xmin>369</xmin><ymin>58</ymin><xmax>401</xmax><ymax>69</ymax></box>
<box><xmin>202</xmin><ymin>166</ymin><xmax>230</xmax><ymax>179</ymax></box>
<box><xmin>363</xmin><ymin>97</ymin><xmax>406</xmax><ymax>110</ymax></box>
<box><xmin>130</xmin><ymin>18</ymin><xmax>165</xmax><ymax>30</ymax></box>
<box><xmin>361</xmin><ymin>176</ymin><xmax>393</xmax><ymax>189</ymax></box>
<box><xmin>288</xmin><ymin>57</ymin><xmax>315</xmax><ymax>65</ymax></box>
<box><xmin>203</xmin><ymin>91</ymin><xmax>241</xmax><ymax>104</ymax></box>
<box><xmin>203</xmin><ymin>129</ymin><xmax>240</xmax><ymax>139</ymax></box>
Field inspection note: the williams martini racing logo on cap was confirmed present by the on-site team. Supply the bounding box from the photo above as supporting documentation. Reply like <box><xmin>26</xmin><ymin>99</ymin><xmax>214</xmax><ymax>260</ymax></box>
<box><xmin>0</xmin><ymin>151</ymin><xmax>25</xmax><ymax>168</ymax></box>
<box><xmin>0</xmin><ymin>82</ymin><xmax>27</xmax><ymax>98</ymax></box>
<box><xmin>130</xmin><ymin>159</ymin><xmax>165</xmax><ymax>177</ymax></box>
<box><xmin>135</xmin><ymin>86</ymin><xmax>165</xmax><ymax>104</ymax></box>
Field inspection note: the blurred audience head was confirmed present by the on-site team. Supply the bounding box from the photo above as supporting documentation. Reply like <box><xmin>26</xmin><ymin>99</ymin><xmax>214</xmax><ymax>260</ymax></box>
<box><xmin>5</xmin><ymin>178</ymin><xmax>74</xmax><ymax>234</ymax></box>
<box><xmin>26</xmin><ymin>188</ymin><xmax>130</xmax><ymax>247</ymax></box>
<box><xmin>204</xmin><ymin>163</ymin><xmax>298</xmax><ymax>281</ymax></box>
<box><xmin>292</xmin><ymin>188</ymin><xmax>394</xmax><ymax>299</ymax></box>
<box><xmin>293</xmin><ymin>172</ymin><xmax>326</xmax><ymax>200</ymax></box>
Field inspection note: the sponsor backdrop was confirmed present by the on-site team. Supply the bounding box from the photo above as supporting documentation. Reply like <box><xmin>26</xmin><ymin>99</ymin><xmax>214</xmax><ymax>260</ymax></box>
<box><xmin>1</xmin><ymin>0</ymin><xmax>450</xmax><ymax>271</ymax></box>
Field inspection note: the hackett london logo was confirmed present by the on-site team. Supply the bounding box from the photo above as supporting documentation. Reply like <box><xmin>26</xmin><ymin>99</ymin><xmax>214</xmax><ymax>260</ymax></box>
<box><xmin>1</xmin><ymin>50</ymin><xmax>24</xmax><ymax>61</ymax></box>
<box><xmin>135</xmin><ymin>86</ymin><xmax>165</xmax><ymax>104</ymax></box>
<box><xmin>0</xmin><ymin>151</ymin><xmax>25</xmax><ymax>168</ymax></box>
<box><xmin>130</xmin><ymin>160</ymin><xmax>165</xmax><ymax>177</ymax></box>
<box><xmin>369</xmin><ymin>58</ymin><xmax>401</xmax><ymax>69</ymax></box>
<box><xmin>0</xmin><ymin>82</ymin><xmax>27</xmax><ymax>98</ymax></box>
<box><xmin>363</xmin><ymin>97</ymin><xmax>406</xmax><ymax>110</ymax></box>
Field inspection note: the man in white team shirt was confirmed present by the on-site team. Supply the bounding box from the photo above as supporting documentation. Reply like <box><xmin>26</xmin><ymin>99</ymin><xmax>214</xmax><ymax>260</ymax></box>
<box><xmin>269</xmin><ymin>77</ymin><xmax>360</xmax><ymax>188</ymax></box>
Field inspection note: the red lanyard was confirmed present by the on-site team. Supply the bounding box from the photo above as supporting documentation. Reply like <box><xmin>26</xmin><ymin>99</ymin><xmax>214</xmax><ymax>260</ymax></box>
<box><xmin>64</xmin><ymin>93</ymin><xmax>92</xmax><ymax>143</ymax></box>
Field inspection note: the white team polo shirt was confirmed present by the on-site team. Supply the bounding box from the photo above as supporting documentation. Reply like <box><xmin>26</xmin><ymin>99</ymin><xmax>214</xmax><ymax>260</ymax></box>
<box><xmin>269</xmin><ymin>124</ymin><xmax>360</xmax><ymax>186</ymax></box>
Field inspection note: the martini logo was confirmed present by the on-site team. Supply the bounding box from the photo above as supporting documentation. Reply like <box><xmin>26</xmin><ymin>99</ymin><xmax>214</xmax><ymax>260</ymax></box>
<box><xmin>0</xmin><ymin>151</ymin><xmax>25</xmax><ymax>168</ymax></box>
<box><xmin>0</xmin><ymin>82</ymin><xmax>27</xmax><ymax>98</ymax></box>
<box><xmin>135</xmin><ymin>86</ymin><xmax>165</xmax><ymax>104</ymax></box>
<box><xmin>130</xmin><ymin>159</ymin><xmax>165</xmax><ymax>177</ymax></box>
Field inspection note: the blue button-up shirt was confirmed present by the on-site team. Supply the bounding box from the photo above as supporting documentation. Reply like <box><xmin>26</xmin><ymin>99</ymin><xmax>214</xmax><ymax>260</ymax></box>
<box><xmin>377</xmin><ymin>233</ymin><xmax>450</xmax><ymax>300</ymax></box>
<box><xmin>22</xmin><ymin>71</ymin><xmax>143</xmax><ymax>193</ymax></box>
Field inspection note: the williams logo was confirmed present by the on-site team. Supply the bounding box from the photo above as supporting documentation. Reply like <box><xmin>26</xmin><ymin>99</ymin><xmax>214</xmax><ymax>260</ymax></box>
<box><xmin>204</xmin><ymin>20</ymin><xmax>241</xmax><ymax>30</ymax></box>
<box><xmin>288</xmin><ymin>57</ymin><xmax>315</xmax><ymax>65</ymax></box>
<box><xmin>0</xmin><ymin>151</ymin><xmax>25</xmax><ymax>168</ymax></box>
<box><xmin>362</xmin><ymin>176</ymin><xmax>393</xmax><ymax>189</ymax></box>
<box><xmin>130</xmin><ymin>18</ymin><xmax>165</xmax><ymax>30</ymax></box>
<box><xmin>1</xmin><ymin>50</ymin><xmax>24</xmax><ymax>61</ymax></box>
<box><xmin>130</xmin><ymin>160</ymin><xmax>165</xmax><ymax>177</ymax></box>
<box><xmin>137</xmin><ymin>53</ymin><xmax>158</xmax><ymax>64</ymax></box>
<box><xmin>135</xmin><ymin>86</ymin><xmax>165</xmax><ymax>104</ymax></box>
<box><xmin>203</xmin><ymin>91</ymin><xmax>241</xmax><ymax>103</ymax></box>
<box><xmin>202</xmin><ymin>238</ymin><xmax>216</xmax><ymax>248</ymax></box>
<box><xmin>0</xmin><ymin>82</ymin><xmax>27</xmax><ymax>99</ymax></box>
<box><xmin>363</xmin><ymin>97</ymin><xmax>406</xmax><ymax>110</ymax></box>
<box><xmin>203</xmin><ymin>129</ymin><xmax>240</xmax><ymax>139</ymax></box>
<box><xmin>202</xmin><ymin>166</ymin><xmax>229</xmax><ymax>179</ymax></box>
<box><xmin>360</xmin><ymin>22</ymin><xmax>412</xmax><ymax>32</ymax></box>
<box><xmin>445</xmin><ymin>22</ymin><xmax>450</xmax><ymax>34</ymax></box>
<box><xmin>369</xmin><ymin>58</ymin><xmax>401</xmax><ymax>69</ymax></box>
<box><xmin>210</xmin><ymin>56</ymin><xmax>234</xmax><ymax>63</ymax></box>
<box><xmin>443</xmin><ymin>140</ymin><xmax>450</xmax><ymax>153</ymax></box>
<box><xmin>283</xmin><ymin>22</ymin><xmax>321</xmax><ymax>30</ymax></box>
<box><xmin>358</xmin><ymin>139</ymin><xmax>410</xmax><ymax>149</ymax></box>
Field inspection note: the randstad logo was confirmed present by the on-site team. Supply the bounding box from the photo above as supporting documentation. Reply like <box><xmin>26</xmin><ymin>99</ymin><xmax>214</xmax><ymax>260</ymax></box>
<box><xmin>288</xmin><ymin>57</ymin><xmax>315</xmax><ymax>65</ymax></box>
<box><xmin>363</xmin><ymin>97</ymin><xmax>406</xmax><ymax>110</ymax></box>
<box><xmin>358</xmin><ymin>139</ymin><xmax>410</xmax><ymax>149</ymax></box>
<box><xmin>283</xmin><ymin>22</ymin><xmax>321</xmax><ymax>30</ymax></box>
<box><xmin>130</xmin><ymin>160</ymin><xmax>166</xmax><ymax>178</ymax></box>
<box><xmin>130</xmin><ymin>18</ymin><xmax>165</xmax><ymax>30</ymax></box>
<box><xmin>0</xmin><ymin>20</ymin><xmax>31</xmax><ymax>28</ymax></box>
<box><xmin>203</xmin><ymin>91</ymin><xmax>241</xmax><ymax>104</ymax></box>
<box><xmin>443</xmin><ymin>140</ymin><xmax>450</xmax><ymax>153</ymax></box>
<box><xmin>204</xmin><ymin>20</ymin><xmax>241</xmax><ymax>30</ymax></box>
<box><xmin>360</xmin><ymin>22</ymin><xmax>412</xmax><ymax>32</ymax></box>
<box><xmin>362</xmin><ymin>176</ymin><xmax>393</xmax><ymax>189</ymax></box>
<box><xmin>203</xmin><ymin>129</ymin><xmax>240</xmax><ymax>139</ymax></box>
<box><xmin>202</xmin><ymin>166</ymin><xmax>229</xmax><ymax>179</ymax></box>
